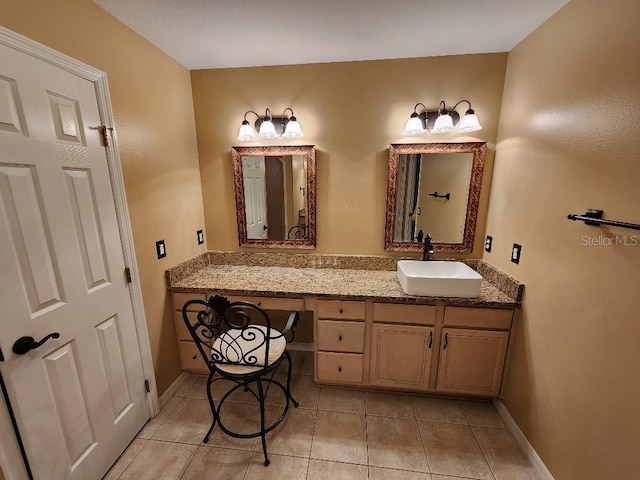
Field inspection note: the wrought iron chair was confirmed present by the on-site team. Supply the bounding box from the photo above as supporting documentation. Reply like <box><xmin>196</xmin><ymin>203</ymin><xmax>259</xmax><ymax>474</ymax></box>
<box><xmin>181</xmin><ymin>294</ymin><xmax>299</xmax><ymax>466</ymax></box>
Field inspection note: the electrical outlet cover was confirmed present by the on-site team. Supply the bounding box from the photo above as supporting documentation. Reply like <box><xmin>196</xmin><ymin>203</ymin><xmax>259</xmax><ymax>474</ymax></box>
<box><xmin>485</xmin><ymin>235</ymin><xmax>493</xmax><ymax>253</ymax></box>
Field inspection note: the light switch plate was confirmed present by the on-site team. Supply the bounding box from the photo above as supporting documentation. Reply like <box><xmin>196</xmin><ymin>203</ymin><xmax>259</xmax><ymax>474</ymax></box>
<box><xmin>155</xmin><ymin>240</ymin><xmax>166</xmax><ymax>259</ymax></box>
<box><xmin>197</xmin><ymin>229</ymin><xmax>204</xmax><ymax>245</ymax></box>
<box><xmin>511</xmin><ymin>243</ymin><xmax>521</xmax><ymax>264</ymax></box>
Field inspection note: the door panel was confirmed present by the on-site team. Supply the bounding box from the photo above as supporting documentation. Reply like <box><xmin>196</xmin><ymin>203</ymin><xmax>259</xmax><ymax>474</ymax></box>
<box><xmin>0</xmin><ymin>41</ymin><xmax>148</xmax><ymax>480</ymax></box>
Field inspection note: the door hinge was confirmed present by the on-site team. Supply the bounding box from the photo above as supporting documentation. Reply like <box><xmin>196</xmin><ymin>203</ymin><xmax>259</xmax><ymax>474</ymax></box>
<box><xmin>125</xmin><ymin>267</ymin><xmax>132</xmax><ymax>283</ymax></box>
<box><xmin>89</xmin><ymin>125</ymin><xmax>114</xmax><ymax>147</ymax></box>
<box><xmin>144</xmin><ymin>379</ymin><xmax>150</xmax><ymax>393</ymax></box>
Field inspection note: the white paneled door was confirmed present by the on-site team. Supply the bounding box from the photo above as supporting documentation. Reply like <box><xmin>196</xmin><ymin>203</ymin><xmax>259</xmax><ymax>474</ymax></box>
<box><xmin>242</xmin><ymin>156</ymin><xmax>268</xmax><ymax>239</ymax></box>
<box><xmin>0</xmin><ymin>40</ymin><xmax>149</xmax><ymax>479</ymax></box>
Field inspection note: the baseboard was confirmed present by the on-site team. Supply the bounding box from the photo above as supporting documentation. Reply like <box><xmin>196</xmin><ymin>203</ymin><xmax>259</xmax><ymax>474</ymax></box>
<box><xmin>158</xmin><ymin>372</ymin><xmax>189</xmax><ymax>410</ymax></box>
<box><xmin>493</xmin><ymin>399</ymin><xmax>555</xmax><ymax>480</ymax></box>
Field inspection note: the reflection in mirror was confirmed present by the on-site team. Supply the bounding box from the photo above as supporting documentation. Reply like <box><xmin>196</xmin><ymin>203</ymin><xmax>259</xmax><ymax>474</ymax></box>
<box><xmin>385</xmin><ymin>143</ymin><xmax>486</xmax><ymax>253</ymax></box>
<box><xmin>232</xmin><ymin>145</ymin><xmax>316</xmax><ymax>249</ymax></box>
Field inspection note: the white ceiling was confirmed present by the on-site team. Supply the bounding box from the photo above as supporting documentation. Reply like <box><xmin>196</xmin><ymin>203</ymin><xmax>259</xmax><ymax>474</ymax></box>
<box><xmin>92</xmin><ymin>0</ymin><xmax>570</xmax><ymax>70</ymax></box>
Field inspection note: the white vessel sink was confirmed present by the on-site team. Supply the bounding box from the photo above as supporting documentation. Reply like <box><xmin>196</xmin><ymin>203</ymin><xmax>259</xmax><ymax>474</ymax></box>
<box><xmin>397</xmin><ymin>260</ymin><xmax>482</xmax><ymax>298</ymax></box>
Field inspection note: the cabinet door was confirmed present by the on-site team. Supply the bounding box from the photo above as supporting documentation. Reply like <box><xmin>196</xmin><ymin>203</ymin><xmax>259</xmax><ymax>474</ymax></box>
<box><xmin>369</xmin><ymin>324</ymin><xmax>434</xmax><ymax>390</ymax></box>
<box><xmin>436</xmin><ymin>328</ymin><xmax>509</xmax><ymax>397</ymax></box>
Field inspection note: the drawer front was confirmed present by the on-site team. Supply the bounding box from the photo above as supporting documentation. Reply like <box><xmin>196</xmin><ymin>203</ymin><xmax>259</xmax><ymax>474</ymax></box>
<box><xmin>178</xmin><ymin>341</ymin><xmax>209</xmax><ymax>373</ymax></box>
<box><xmin>174</xmin><ymin>311</ymin><xmax>196</xmax><ymax>341</ymax></box>
<box><xmin>226</xmin><ymin>295</ymin><xmax>305</xmax><ymax>312</ymax></box>
<box><xmin>172</xmin><ymin>292</ymin><xmax>207</xmax><ymax>311</ymax></box>
<box><xmin>316</xmin><ymin>352</ymin><xmax>363</xmax><ymax>384</ymax></box>
<box><xmin>373</xmin><ymin>302</ymin><xmax>437</xmax><ymax>326</ymax></box>
<box><xmin>444</xmin><ymin>307</ymin><xmax>513</xmax><ymax>330</ymax></box>
<box><xmin>317</xmin><ymin>320</ymin><xmax>365</xmax><ymax>353</ymax></box>
<box><xmin>317</xmin><ymin>300</ymin><xmax>366</xmax><ymax>320</ymax></box>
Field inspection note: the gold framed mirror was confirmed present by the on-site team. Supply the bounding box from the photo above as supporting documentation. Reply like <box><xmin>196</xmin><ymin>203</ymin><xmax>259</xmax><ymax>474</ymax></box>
<box><xmin>232</xmin><ymin>145</ymin><xmax>316</xmax><ymax>249</ymax></box>
<box><xmin>384</xmin><ymin>142</ymin><xmax>486</xmax><ymax>253</ymax></box>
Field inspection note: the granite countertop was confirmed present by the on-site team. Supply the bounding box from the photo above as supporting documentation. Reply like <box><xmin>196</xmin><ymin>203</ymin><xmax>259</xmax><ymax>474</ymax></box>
<box><xmin>170</xmin><ymin>264</ymin><xmax>518</xmax><ymax>307</ymax></box>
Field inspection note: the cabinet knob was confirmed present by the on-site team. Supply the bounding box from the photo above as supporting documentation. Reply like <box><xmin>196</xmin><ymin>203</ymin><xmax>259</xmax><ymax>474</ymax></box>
<box><xmin>192</xmin><ymin>355</ymin><xmax>197</xmax><ymax>360</ymax></box>
<box><xmin>339</xmin><ymin>308</ymin><xmax>343</xmax><ymax>314</ymax></box>
<box><xmin>338</xmin><ymin>335</ymin><xmax>342</xmax><ymax>341</ymax></box>
<box><xmin>338</xmin><ymin>366</ymin><xmax>342</xmax><ymax>373</ymax></box>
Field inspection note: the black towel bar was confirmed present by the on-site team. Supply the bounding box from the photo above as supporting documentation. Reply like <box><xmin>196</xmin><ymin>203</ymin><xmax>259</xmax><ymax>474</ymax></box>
<box><xmin>567</xmin><ymin>209</ymin><xmax>640</xmax><ymax>232</ymax></box>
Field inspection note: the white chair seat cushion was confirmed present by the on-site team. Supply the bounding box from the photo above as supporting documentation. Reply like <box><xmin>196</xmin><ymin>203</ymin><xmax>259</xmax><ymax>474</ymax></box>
<box><xmin>211</xmin><ymin>325</ymin><xmax>286</xmax><ymax>375</ymax></box>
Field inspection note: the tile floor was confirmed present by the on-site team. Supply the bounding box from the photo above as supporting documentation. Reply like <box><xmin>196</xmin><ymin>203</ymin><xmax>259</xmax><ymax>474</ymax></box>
<box><xmin>104</xmin><ymin>351</ymin><xmax>540</xmax><ymax>480</ymax></box>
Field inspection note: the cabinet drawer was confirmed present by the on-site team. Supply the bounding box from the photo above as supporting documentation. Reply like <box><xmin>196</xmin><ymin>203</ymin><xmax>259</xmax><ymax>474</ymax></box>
<box><xmin>373</xmin><ymin>302</ymin><xmax>437</xmax><ymax>326</ymax></box>
<box><xmin>178</xmin><ymin>341</ymin><xmax>209</xmax><ymax>373</ymax></box>
<box><xmin>444</xmin><ymin>307</ymin><xmax>513</xmax><ymax>330</ymax></box>
<box><xmin>317</xmin><ymin>352</ymin><xmax>363</xmax><ymax>384</ymax></box>
<box><xmin>172</xmin><ymin>292</ymin><xmax>207</xmax><ymax>311</ymax></box>
<box><xmin>317</xmin><ymin>300</ymin><xmax>366</xmax><ymax>320</ymax></box>
<box><xmin>174</xmin><ymin>311</ymin><xmax>197</xmax><ymax>341</ymax></box>
<box><xmin>226</xmin><ymin>295</ymin><xmax>305</xmax><ymax>312</ymax></box>
<box><xmin>317</xmin><ymin>320</ymin><xmax>365</xmax><ymax>353</ymax></box>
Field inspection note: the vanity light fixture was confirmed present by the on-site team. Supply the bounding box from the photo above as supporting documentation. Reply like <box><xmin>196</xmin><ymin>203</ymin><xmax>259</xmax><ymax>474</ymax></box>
<box><xmin>237</xmin><ymin>107</ymin><xmax>304</xmax><ymax>141</ymax></box>
<box><xmin>402</xmin><ymin>100</ymin><xmax>482</xmax><ymax>136</ymax></box>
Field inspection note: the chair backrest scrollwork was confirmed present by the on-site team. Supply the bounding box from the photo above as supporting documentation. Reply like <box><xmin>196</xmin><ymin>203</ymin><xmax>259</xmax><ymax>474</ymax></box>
<box><xmin>182</xmin><ymin>294</ymin><xmax>279</xmax><ymax>374</ymax></box>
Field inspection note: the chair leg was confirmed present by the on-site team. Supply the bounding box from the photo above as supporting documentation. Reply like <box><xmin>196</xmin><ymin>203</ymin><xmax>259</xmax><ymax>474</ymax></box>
<box><xmin>285</xmin><ymin>350</ymin><xmax>299</xmax><ymax>408</ymax></box>
<box><xmin>256</xmin><ymin>379</ymin><xmax>270</xmax><ymax>466</ymax></box>
<box><xmin>203</xmin><ymin>373</ymin><xmax>218</xmax><ymax>443</ymax></box>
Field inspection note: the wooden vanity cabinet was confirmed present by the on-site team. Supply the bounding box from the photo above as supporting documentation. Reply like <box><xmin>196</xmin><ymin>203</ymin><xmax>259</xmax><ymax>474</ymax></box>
<box><xmin>170</xmin><ymin>288</ymin><xmax>517</xmax><ymax>398</ymax></box>
<box><xmin>435</xmin><ymin>306</ymin><xmax>513</xmax><ymax>397</ymax></box>
<box><xmin>171</xmin><ymin>292</ymin><xmax>209</xmax><ymax>374</ymax></box>
<box><xmin>368</xmin><ymin>303</ymin><xmax>437</xmax><ymax>390</ymax></box>
<box><xmin>315</xmin><ymin>300</ymin><xmax>366</xmax><ymax>385</ymax></box>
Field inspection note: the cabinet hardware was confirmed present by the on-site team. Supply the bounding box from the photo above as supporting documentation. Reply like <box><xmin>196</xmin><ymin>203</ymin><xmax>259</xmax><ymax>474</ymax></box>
<box><xmin>338</xmin><ymin>366</ymin><xmax>342</xmax><ymax>372</ymax></box>
<box><xmin>192</xmin><ymin>355</ymin><xmax>197</xmax><ymax>360</ymax></box>
<box><xmin>443</xmin><ymin>332</ymin><xmax>449</xmax><ymax>350</ymax></box>
<box><xmin>338</xmin><ymin>335</ymin><xmax>342</xmax><ymax>341</ymax></box>
<box><xmin>428</xmin><ymin>331</ymin><xmax>433</xmax><ymax>348</ymax></box>
<box><xmin>339</xmin><ymin>308</ymin><xmax>343</xmax><ymax>314</ymax></box>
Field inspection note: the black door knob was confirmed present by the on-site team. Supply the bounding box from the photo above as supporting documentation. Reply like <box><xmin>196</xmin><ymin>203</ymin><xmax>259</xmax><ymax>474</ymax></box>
<box><xmin>13</xmin><ymin>333</ymin><xmax>60</xmax><ymax>355</ymax></box>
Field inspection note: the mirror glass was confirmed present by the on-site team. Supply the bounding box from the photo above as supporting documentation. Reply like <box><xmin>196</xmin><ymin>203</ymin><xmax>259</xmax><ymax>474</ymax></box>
<box><xmin>384</xmin><ymin>142</ymin><xmax>486</xmax><ymax>253</ymax></box>
<box><xmin>232</xmin><ymin>145</ymin><xmax>316</xmax><ymax>249</ymax></box>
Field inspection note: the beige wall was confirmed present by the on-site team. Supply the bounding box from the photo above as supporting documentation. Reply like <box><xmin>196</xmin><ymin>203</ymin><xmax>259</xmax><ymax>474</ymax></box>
<box><xmin>192</xmin><ymin>54</ymin><xmax>507</xmax><ymax>256</ymax></box>
<box><xmin>1</xmin><ymin>0</ymin><xmax>206</xmax><ymax>394</ymax></box>
<box><xmin>485</xmin><ymin>0</ymin><xmax>640</xmax><ymax>478</ymax></box>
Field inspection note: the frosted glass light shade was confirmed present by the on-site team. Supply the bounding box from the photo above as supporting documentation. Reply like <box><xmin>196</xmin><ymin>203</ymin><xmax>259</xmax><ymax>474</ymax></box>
<box><xmin>237</xmin><ymin>122</ymin><xmax>257</xmax><ymax>141</ymax></box>
<box><xmin>431</xmin><ymin>113</ymin><xmax>454</xmax><ymax>133</ymax></box>
<box><xmin>403</xmin><ymin>115</ymin><xmax>425</xmax><ymax>135</ymax></box>
<box><xmin>457</xmin><ymin>113</ymin><xmax>483</xmax><ymax>133</ymax></box>
<box><xmin>283</xmin><ymin>119</ymin><xmax>304</xmax><ymax>138</ymax></box>
<box><xmin>258</xmin><ymin>120</ymin><xmax>278</xmax><ymax>138</ymax></box>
